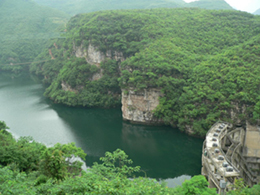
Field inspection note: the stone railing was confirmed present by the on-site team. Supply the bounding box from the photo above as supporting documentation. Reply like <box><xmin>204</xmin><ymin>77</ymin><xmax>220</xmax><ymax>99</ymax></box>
<box><xmin>202</xmin><ymin>121</ymin><xmax>241</xmax><ymax>193</ymax></box>
<box><xmin>203</xmin><ymin>121</ymin><xmax>259</xmax><ymax>188</ymax></box>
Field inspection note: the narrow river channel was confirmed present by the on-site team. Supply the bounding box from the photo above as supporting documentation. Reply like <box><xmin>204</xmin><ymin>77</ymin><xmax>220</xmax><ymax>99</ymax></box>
<box><xmin>0</xmin><ymin>72</ymin><xmax>203</xmax><ymax>187</ymax></box>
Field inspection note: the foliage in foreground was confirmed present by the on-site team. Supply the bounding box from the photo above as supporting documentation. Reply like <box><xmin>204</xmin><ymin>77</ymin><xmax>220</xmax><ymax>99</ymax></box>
<box><xmin>1</xmin><ymin>121</ymin><xmax>260</xmax><ymax>194</ymax></box>
<box><xmin>0</xmin><ymin>121</ymin><xmax>210</xmax><ymax>194</ymax></box>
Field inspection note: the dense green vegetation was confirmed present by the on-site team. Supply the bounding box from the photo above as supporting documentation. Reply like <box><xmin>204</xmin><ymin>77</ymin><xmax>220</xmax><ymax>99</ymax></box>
<box><xmin>0</xmin><ymin>0</ymin><xmax>69</xmax><ymax>72</ymax></box>
<box><xmin>32</xmin><ymin>8</ymin><xmax>260</xmax><ymax>135</ymax></box>
<box><xmin>33</xmin><ymin>0</ymin><xmax>232</xmax><ymax>15</ymax></box>
<box><xmin>1</xmin><ymin>120</ymin><xmax>260</xmax><ymax>194</ymax></box>
<box><xmin>173</xmin><ymin>36</ymin><xmax>260</xmax><ymax>133</ymax></box>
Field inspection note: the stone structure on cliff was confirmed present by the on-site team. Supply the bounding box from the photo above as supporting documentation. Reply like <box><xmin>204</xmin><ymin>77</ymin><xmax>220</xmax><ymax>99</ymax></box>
<box><xmin>202</xmin><ymin>121</ymin><xmax>260</xmax><ymax>194</ymax></box>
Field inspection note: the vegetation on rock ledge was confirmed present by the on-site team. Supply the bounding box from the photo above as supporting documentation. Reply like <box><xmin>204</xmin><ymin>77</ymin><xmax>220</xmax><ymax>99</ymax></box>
<box><xmin>32</xmin><ymin>8</ymin><xmax>260</xmax><ymax>136</ymax></box>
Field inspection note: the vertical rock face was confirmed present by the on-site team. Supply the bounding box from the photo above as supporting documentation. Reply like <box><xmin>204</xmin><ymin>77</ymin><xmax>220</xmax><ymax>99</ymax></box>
<box><xmin>85</xmin><ymin>44</ymin><xmax>106</xmax><ymax>66</ymax></box>
<box><xmin>230</xmin><ymin>102</ymin><xmax>247</xmax><ymax>126</ymax></box>
<box><xmin>73</xmin><ymin>43</ymin><xmax>124</xmax><ymax>84</ymax></box>
<box><xmin>91</xmin><ymin>71</ymin><xmax>103</xmax><ymax>81</ymax></box>
<box><xmin>61</xmin><ymin>81</ymin><xmax>78</xmax><ymax>93</ymax></box>
<box><xmin>121</xmin><ymin>88</ymin><xmax>163</xmax><ymax>124</ymax></box>
<box><xmin>73</xmin><ymin>43</ymin><xmax>125</xmax><ymax>67</ymax></box>
<box><xmin>74</xmin><ymin>43</ymin><xmax>104</xmax><ymax>66</ymax></box>
<box><xmin>105</xmin><ymin>50</ymin><xmax>125</xmax><ymax>62</ymax></box>
<box><xmin>74</xmin><ymin>43</ymin><xmax>88</xmax><ymax>58</ymax></box>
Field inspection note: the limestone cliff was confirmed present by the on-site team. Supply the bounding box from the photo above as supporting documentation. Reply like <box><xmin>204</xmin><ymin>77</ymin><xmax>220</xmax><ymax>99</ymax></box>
<box><xmin>61</xmin><ymin>81</ymin><xmax>78</xmax><ymax>93</ymax></box>
<box><xmin>73</xmin><ymin>43</ymin><xmax>125</xmax><ymax>67</ymax></box>
<box><xmin>121</xmin><ymin>88</ymin><xmax>163</xmax><ymax>124</ymax></box>
<box><xmin>230</xmin><ymin>102</ymin><xmax>247</xmax><ymax>126</ymax></box>
<box><xmin>72</xmin><ymin>42</ymin><xmax>124</xmax><ymax>83</ymax></box>
<box><xmin>61</xmin><ymin>81</ymin><xmax>84</xmax><ymax>93</ymax></box>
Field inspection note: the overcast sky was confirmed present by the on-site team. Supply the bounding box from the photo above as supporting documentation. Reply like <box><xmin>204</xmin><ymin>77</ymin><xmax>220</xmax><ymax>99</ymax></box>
<box><xmin>184</xmin><ymin>0</ymin><xmax>260</xmax><ymax>13</ymax></box>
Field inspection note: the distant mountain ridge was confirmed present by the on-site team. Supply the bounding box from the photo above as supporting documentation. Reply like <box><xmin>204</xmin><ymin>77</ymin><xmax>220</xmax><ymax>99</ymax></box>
<box><xmin>0</xmin><ymin>0</ymin><xmax>68</xmax><ymax>41</ymax></box>
<box><xmin>188</xmin><ymin>0</ymin><xmax>233</xmax><ymax>10</ymax></box>
<box><xmin>0</xmin><ymin>0</ymin><xmax>69</xmax><ymax>70</ymax></box>
<box><xmin>254</xmin><ymin>8</ymin><xmax>260</xmax><ymax>15</ymax></box>
<box><xmin>33</xmin><ymin>0</ymin><xmax>233</xmax><ymax>15</ymax></box>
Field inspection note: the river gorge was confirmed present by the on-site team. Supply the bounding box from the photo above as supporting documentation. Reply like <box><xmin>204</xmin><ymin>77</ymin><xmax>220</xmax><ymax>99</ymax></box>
<box><xmin>0</xmin><ymin>72</ymin><xmax>203</xmax><ymax>187</ymax></box>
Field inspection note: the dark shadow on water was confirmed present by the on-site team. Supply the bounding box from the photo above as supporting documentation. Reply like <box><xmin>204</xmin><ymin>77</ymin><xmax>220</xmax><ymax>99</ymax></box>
<box><xmin>120</xmin><ymin>122</ymin><xmax>203</xmax><ymax>179</ymax></box>
<box><xmin>0</xmin><ymin>72</ymin><xmax>203</xmax><ymax>181</ymax></box>
<box><xmin>50</xmin><ymin>101</ymin><xmax>203</xmax><ymax>180</ymax></box>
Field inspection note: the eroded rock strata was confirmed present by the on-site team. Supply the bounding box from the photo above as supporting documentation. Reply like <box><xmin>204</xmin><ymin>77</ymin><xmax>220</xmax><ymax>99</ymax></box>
<box><xmin>121</xmin><ymin>88</ymin><xmax>163</xmax><ymax>124</ymax></box>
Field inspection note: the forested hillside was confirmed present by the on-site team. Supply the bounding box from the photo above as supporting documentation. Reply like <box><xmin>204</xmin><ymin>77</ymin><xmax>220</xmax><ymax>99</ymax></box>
<box><xmin>0</xmin><ymin>0</ymin><xmax>69</xmax><ymax>72</ymax></box>
<box><xmin>31</xmin><ymin>8</ymin><xmax>260</xmax><ymax>136</ymax></box>
<box><xmin>33</xmin><ymin>0</ymin><xmax>232</xmax><ymax>15</ymax></box>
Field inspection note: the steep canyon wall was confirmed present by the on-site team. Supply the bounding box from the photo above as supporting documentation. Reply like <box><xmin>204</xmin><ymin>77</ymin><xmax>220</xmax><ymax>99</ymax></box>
<box><xmin>121</xmin><ymin>88</ymin><xmax>163</xmax><ymax>124</ymax></box>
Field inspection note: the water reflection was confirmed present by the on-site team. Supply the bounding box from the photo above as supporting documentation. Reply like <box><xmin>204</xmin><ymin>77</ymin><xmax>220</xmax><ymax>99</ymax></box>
<box><xmin>121</xmin><ymin>122</ymin><xmax>202</xmax><ymax>179</ymax></box>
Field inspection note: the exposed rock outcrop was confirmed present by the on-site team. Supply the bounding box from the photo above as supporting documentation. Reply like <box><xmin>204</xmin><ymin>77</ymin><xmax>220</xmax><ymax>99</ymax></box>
<box><xmin>230</xmin><ymin>102</ymin><xmax>247</xmax><ymax>126</ymax></box>
<box><xmin>91</xmin><ymin>71</ymin><xmax>103</xmax><ymax>81</ymax></box>
<box><xmin>73</xmin><ymin>43</ymin><xmax>125</xmax><ymax>67</ymax></box>
<box><xmin>121</xmin><ymin>88</ymin><xmax>163</xmax><ymax>124</ymax></box>
<box><xmin>60</xmin><ymin>42</ymin><xmax>124</xmax><ymax>95</ymax></box>
<box><xmin>61</xmin><ymin>81</ymin><xmax>78</xmax><ymax>93</ymax></box>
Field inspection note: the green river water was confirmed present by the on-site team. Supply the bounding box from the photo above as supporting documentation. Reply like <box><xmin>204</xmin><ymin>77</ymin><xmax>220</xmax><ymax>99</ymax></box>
<box><xmin>0</xmin><ymin>72</ymin><xmax>203</xmax><ymax>187</ymax></box>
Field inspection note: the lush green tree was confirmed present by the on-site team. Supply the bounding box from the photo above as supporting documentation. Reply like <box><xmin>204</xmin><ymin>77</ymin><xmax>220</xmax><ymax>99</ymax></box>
<box><xmin>0</xmin><ymin>120</ymin><xmax>9</xmax><ymax>131</ymax></box>
<box><xmin>173</xmin><ymin>175</ymin><xmax>217</xmax><ymax>194</ymax></box>
<box><xmin>40</xmin><ymin>143</ymin><xmax>86</xmax><ymax>180</ymax></box>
